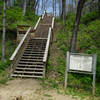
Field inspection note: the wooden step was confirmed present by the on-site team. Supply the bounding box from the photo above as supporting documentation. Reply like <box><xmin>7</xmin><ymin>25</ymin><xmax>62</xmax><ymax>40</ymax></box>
<box><xmin>21</xmin><ymin>56</ymin><xmax>43</xmax><ymax>59</ymax></box>
<box><xmin>25</xmin><ymin>48</ymin><xmax>45</xmax><ymax>50</ymax></box>
<box><xmin>20</xmin><ymin>59</ymin><xmax>43</xmax><ymax>61</ymax></box>
<box><xmin>25</xmin><ymin>49</ymin><xmax>45</xmax><ymax>51</ymax></box>
<box><xmin>25</xmin><ymin>49</ymin><xmax>44</xmax><ymax>51</ymax></box>
<box><xmin>22</xmin><ymin>55</ymin><xmax>44</xmax><ymax>58</ymax></box>
<box><xmin>17</xmin><ymin>64</ymin><xmax>44</xmax><ymax>68</ymax></box>
<box><xmin>16</xmin><ymin>67</ymin><xmax>44</xmax><ymax>71</ymax></box>
<box><xmin>28</xmin><ymin>42</ymin><xmax>46</xmax><ymax>44</ymax></box>
<box><xmin>26</xmin><ymin>46</ymin><xmax>45</xmax><ymax>48</ymax></box>
<box><xmin>23</xmin><ymin>54</ymin><xmax>44</xmax><ymax>56</ymax></box>
<box><xmin>14</xmin><ymin>71</ymin><xmax>43</xmax><ymax>74</ymax></box>
<box><xmin>18</xmin><ymin>61</ymin><xmax>44</xmax><ymax>65</ymax></box>
<box><xmin>11</xmin><ymin>74</ymin><xmax>43</xmax><ymax>78</ymax></box>
<box><xmin>23</xmin><ymin>52</ymin><xmax>44</xmax><ymax>54</ymax></box>
<box><xmin>20</xmin><ymin>59</ymin><xmax>43</xmax><ymax>62</ymax></box>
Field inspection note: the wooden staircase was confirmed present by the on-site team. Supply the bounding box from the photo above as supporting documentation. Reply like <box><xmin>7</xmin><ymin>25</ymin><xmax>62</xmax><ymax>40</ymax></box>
<box><xmin>10</xmin><ymin>12</ymin><xmax>55</xmax><ymax>78</ymax></box>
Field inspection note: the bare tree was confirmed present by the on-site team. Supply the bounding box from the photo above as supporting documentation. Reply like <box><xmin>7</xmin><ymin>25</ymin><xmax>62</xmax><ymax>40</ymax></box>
<box><xmin>2</xmin><ymin>0</ymin><xmax>6</xmax><ymax>61</ymax></box>
<box><xmin>61</xmin><ymin>0</ymin><xmax>66</xmax><ymax>23</ymax></box>
<box><xmin>58</xmin><ymin>0</ymin><xmax>62</xmax><ymax>17</ymax></box>
<box><xmin>23</xmin><ymin>0</ymin><xmax>27</xmax><ymax>16</ymax></box>
<box><xmin>98</xmin><ymin>0</ymin><xmax>100</xmax><ymax>14</ymax></box>
<box><xmin>70</xmin><ymin>0</ymin><xmax>86</xmax><ymax>52</ymax></box>
<box><xmin>53</xmin><ymin>0</ymin><xmax>55</xmax><ymax>15</ymax></box>
<box><xmin>55</xmin><ymin>0</ymin><xmax>56</xmax><ymax>15</ymax></box>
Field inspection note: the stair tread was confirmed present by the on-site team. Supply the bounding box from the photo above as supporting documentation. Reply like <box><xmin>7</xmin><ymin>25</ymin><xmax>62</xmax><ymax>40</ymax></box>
<box><xmin>23</xmin><ymin>52</ymin><xmax>44</xmax><ymax>54</ymax></box>
<box><xmin>21</xmin><ymin>57</ymin><xmax>43</xmax><ymax>59</ymax></box>
<box><xmin>14</xmin><ymin>71</ymin><xmax>43</xmax><ymax>74</ymax></box>
<box><xmin>17</xmin><ymin>64</ymin><xmax>44</xmax><ymax>67</ymax></box>
<box><xmin>19</xmin><ymin>62</ymin><xmax>44</xmax><ymax>64</ymax></box>
<box><xmin>16</xmin><ymin>67</ymin><xmax>43</xmax><ymax>70</ymax></box>
<box><xmin>20</xmin><ymin>59</ymin><xmax>43</xmax><ymax>61</ymax></box>
<box><xmin>24</xmin><ymin>51</ymin><xmax>44</xmax><ymax>53</ymax></box>
<box><xmin>25</xmin><ymin>49</ymin><xmax>45</xmax><ymax>51</ymax></box>
<box><xmin>20</xmin><ymin>59</ymin><xmax>43</xmax><ymax>62</ymax></box>
<box><xmin>23</xmin><ymin>54</ymin><xmax>44</xmax><ymax>56</ymax></box>
<box><xmin>11</xmin><ymin>74</ymin><xmax>43</xmax><ymax>78</ymax></box>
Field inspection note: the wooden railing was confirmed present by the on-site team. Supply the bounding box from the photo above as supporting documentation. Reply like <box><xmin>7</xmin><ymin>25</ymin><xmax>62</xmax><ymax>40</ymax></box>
<box><xmin>10</xmin><ymin>12</ymin><xmax>46</xmax><ymax>62</ymax></box>
<box><xmin>10</xmin><ymin>27</ymin><xmax>32</xmax><ymax>61</ymax></box>
<box><xmin>43</xmin><ymin>16</ymin><xmax>55</xmax><ymax>63</ymax></box>
<box><xmin>42</xmin><ymin>11</ymin><xmax>46</xmax><ymax>19</ymax></box>
<box><xmin>10</xmin><ymin>15</ymin><xmax>45</xmax><ymax>72</ymax></box>
<box><xmin>10</xmin><ymin>27</ymin><xmax>33</xmax><ymax>73</ymax></box>
<box><xmin>52</xmin><ymin>17</ymin><xmax>55</xmax><ymax>29</ymax></box>
<box><xmin>34</xmin><ymin>17</ymin><xmax>41</xmax><ymax>30</ymax></box>
<box><xmin>43</xmin><ymin>27</ymin><xmax>52</xmax><ymax>62</ymax></box>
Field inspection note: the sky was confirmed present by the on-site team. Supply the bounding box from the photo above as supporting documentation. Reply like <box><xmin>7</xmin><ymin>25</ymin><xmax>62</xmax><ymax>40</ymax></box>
<box><xmin>36</xmin><ymin>0</ymin><xmax>60</xmax><ymax>16</ymax></box>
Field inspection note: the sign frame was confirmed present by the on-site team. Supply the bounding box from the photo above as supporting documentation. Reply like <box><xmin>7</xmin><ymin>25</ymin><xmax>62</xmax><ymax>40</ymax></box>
<box><xmin>65</xmin><ymin>51</ymin><xmax>97</xmax><ymax>95</ymax></box>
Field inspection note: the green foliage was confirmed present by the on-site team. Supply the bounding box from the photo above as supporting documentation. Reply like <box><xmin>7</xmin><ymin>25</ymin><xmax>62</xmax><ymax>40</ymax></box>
<box><xmin>0</xmin><ymin>7</ymin><xmax>39</xmax><ymax>30</ymax></box>
<box><xmin>81</xmin><ymin>11</ymin><xmax>99</xmax><ymax>24</ymax></box>
<box><xmin>0</xmin><ymin>60</ymin><xmax>10</xmax><ymax>72</ymax></box>
<box><xmin>56</xmin><ymin>31</ymin><xmax>68</xmax><ymax>55</ymax></box>
<box><xmin>0</xmin><ymin>79</ymin><xmax>7</xmax><ymax>84</ymax></box>
<box><xmin>0</xmin><ymin>31</ymin><xmax>16</xmax><ymax>84</ymax></box>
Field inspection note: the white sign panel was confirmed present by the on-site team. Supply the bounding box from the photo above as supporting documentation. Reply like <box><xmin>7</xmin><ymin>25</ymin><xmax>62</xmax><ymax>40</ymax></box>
<box><xmin>69</xmin><ymin>55</ymin><xmax>93</xmax><ymax>72</ymax></box>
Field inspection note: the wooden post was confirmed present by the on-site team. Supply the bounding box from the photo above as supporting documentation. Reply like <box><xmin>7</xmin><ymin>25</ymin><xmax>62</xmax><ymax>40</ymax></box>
<box><xmin>65</xmin><ymin>52</ymin><xmax>70</xmax><ymax>88</ymax></box>
<box><xmin>92</xmin><ymin>54</ymin><xmax>97</xmax><ymax>95</ymax></box>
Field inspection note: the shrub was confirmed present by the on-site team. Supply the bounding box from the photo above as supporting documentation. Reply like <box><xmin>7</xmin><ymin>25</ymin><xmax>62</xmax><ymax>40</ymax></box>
<box><xmin>81</xmin><ymin>11</ymin><xmax>99</xmax><ymax>24</ymax></box>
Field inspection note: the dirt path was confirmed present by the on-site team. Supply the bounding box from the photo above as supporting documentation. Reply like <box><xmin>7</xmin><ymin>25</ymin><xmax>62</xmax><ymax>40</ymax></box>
<box><xmin>0</xmin><ymin>79</ymin><xmax>79</xmax><ymax>100</ymax></box>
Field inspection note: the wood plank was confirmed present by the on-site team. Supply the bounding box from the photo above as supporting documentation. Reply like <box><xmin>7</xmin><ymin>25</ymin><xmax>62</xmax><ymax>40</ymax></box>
<box><xmin>11</xmin><ymin>74</ymin><xmax>43</xmax><ymax>78</ymax></box>
<box><xmin>16</xmin><ymin>67</ymin><xmax>43</xmax><ymax>71</ymax></box>
<box><xmin>14</xmin><ymin>71</ymin><xmax>43</xmax><ymax>74</ymax></box>
<box><xmin>17</xmin><ymin>64</ymin><xmax>44</xmax><ymax>67</ymax></box>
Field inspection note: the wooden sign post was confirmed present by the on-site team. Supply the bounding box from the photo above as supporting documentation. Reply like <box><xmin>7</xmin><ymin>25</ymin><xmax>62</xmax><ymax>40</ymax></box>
<box><xmin>65</xmin><ymin>51</ymin><xmax>97</xmax><ymax>95</ymax></box>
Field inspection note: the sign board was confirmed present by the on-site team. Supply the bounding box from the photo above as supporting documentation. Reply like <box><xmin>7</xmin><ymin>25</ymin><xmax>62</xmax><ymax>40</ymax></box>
<box><xmin>65</xmin><ymin>52</ymin><xmax>97</xmax><ymax>95</ymax></box>
<box><xmin>69</xmin><ymin>54</ymin><xmax>93</xmax><ymax>72</ymax></box>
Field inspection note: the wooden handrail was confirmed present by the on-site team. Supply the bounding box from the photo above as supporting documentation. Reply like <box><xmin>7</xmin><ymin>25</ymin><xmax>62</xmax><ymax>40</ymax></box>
<box><xmin>34</xmin><ymin>17</ymin><xmax>41</xmax><ymax>30</ymax></box>
<box><xmin>10</xmin><ymin>27</ymin><xmax>31</xmax><ymax>61</ymax></box>
<box><xmin>52</xmin><ymin>17</ymin><xmax>55</xmax><ymax>29</ymax></box>
<box><xmin>42</xmin><ymin>11</ymin><xmax>46</xmax><ymax>19</ymax></box>
<box><xmin>43</xmin><ymin>27</ymin><xmax>52</xmax><ymax>62</ymax></box>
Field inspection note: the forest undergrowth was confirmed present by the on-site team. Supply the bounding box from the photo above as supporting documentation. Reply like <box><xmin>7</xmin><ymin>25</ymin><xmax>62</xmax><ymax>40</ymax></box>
<box><xmin>40</xmin><ymin>11</ymin><xmax>100</xmax><ymax>100</ymax></box>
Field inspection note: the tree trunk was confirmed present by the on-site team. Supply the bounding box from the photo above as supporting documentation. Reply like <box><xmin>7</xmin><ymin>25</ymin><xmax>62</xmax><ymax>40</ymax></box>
<box><xmin>2</xmin><ymin>0</ymin><xmax>6</xmax><ymax>61</ymax></box>
<box><xmin>55</xmin><ymin>0</ymin><xmax>56</xmax><ymax>16</ymax></box>
<box><xmin>37</xmin><ymin>0</ymin><xmax>40</xmax><ymax>15</ymax></box>
<box><xmin>98</xmin><ymin>0</ymin><xmax>100</xmax><ymax>14</ymax></box>
<box><xmin>53</xmin><ymin>0</ymin><xmax>55</xmax><ymax>15</ymax></box>
<box><xmin>59</xmin><ymin>0</ymin><xmax>62</xmax><ymax>17</ymax></box>
<box><xmin>31</xmin><ymin>0</ymin><xmax>35</xmax><ymax>12</ymax></box>
<box><xmin>7</xmin><ymin>0</ymin><xmax>10</xmax><ymax>8</ymax></box>
<box><xmin>61</xmin><ymin>0</ymin><xmax>66</xmax><ymax>23</ymax></box>
<box><xmin>70</xmin><ymin>0</ymin><xmax>86</xmax><ymax>52</ymax></box>
<box><xmin>23</xmin><ymin>0</ymin><xmax>27</xmax><ymax>16</ymax></box>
